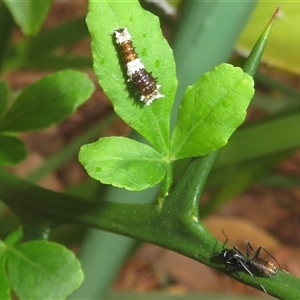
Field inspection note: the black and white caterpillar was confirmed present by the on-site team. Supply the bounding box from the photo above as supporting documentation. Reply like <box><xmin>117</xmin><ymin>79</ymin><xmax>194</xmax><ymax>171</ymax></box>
<box><xmin>114</xmin><ymin>28</ymin><xmax>164</xmax><ymax>105</ymax></box>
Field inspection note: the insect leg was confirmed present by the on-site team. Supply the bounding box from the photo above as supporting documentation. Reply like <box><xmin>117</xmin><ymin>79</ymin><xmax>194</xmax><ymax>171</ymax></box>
<box><xmin>256</xmin><ymin>246</ymin><xmax>288</xmax><ymax>273</ymax></box>
<box><xmin>239</xmin><ymin>259</ymin><xmax>267</xmax><ymax>294</ymax></box>
<box><xmin>221</xmin><ymin>229</ymin><xmax>229</xmax><ymax>248</ymax></box>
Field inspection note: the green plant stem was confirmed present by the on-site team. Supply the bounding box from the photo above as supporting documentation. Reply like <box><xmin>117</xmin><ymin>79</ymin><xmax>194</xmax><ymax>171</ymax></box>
<box><xmin>160</xmin><ymin>163</ymin><xmax>173</xmax><ymax>199</ymax></box>
<box><xmin>1</xmin><ymin>152</ymin><xmax>299</xmax><ymax>298</ymax></box>
<box><xmin>162</xmin><ymin>153</ymin><xmax>218</xmax><ymax>221</ymax></box>
<box><xmin>0</xmin><ymin>153</ymin><xmax>217</xmax><ymax>256</ymax></box>
<box><xmin>0</xmin><ymin>154</ymin><xmax>216</xmax><ymax>256</ymax></box>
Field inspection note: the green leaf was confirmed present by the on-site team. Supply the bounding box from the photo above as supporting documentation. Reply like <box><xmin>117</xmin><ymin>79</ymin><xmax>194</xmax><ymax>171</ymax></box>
<box><xmin>0</xmin><ymin>4</ymin><xmax>14</xmax><ymax>72</ymax></box>
<box><xmin>4</xmin><ymin>228</ymin><xmax>23</xmax><ymax>247</ymax></box>
<box><xmin>19</xmin><ymin>16</ymin><xmax>88</xmax><ymax>56</ymax></box>
<box><xmin>7</xmin><ymin>240</ymin><xmax>83</xmax><ymax>300</ymax></box>
<box><xmin>3</xmin><ymin>17</ymin><xmax>90</xmax><ymax>71</ymax></box>
<box><xmin>0</xmin><ymin>252</ymin><xmax>10</xmax><ymax>300</ymax></box>
<box><xmin>0</xmin><ymin>70</ymin><xmax>94</xmax><ymax>133</ymax></box>
<box><xmin>170</xmin><ymin>63</ymin><xmax>254</xmax><ymax>160</ymax></box>
<box><xmin>3</xmin><ymin>0</ymin><xmax>52</xmax><ymax>36</ymax></box>
<box><xmin>0</xmin><ymin>80</ymin><xmax>9</xmax><ymax>119</ymax></box>
<box><xmin>79</xmin><ymin>136</ymin><xmax>168</xmax><ymax>191</ymax></box>
<box><xmin>0</xmin><ymin>135</ymin><xmax>26</xmax><ymax>166</ymax></box>
<box><xmin>216</xmin><ymin>112</ymin><xmax>300</xmax><ymax>168</ymax></box>
<box><xmin>86</xmin><ymin>0</ymin><xmax>177</xmax><ymax>153</ymax></box>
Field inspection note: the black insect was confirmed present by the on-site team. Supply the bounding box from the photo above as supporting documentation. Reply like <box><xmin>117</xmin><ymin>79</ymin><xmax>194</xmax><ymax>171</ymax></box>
<box><xmin>218</xmin><ymin>230</ymin><xmax>286</xmax><ymax>294</ymax></box>
<box><xmin>244</xmin><ymin>241</ymin><xmax>280</xmax><ymax>278</ymax></box>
